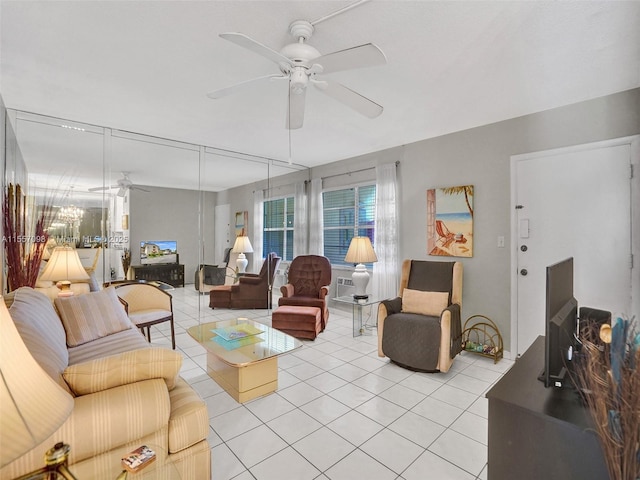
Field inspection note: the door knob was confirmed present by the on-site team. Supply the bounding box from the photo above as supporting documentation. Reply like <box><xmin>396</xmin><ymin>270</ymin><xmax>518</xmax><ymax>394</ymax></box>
<box><xmin>520</xmin><ymin>269</ymin><xmax>528</xmax><ymax>276</ymax></box>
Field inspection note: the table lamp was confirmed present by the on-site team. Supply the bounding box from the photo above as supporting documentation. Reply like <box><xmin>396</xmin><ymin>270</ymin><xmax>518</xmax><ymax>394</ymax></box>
<box><xmin>232</xmin><ymin>236</ymin><xmax>253</xmax><ymax>274</ymax></box>
<box><xmin>39</xmin><ymin>246</ymin><xmax>89</xmax><ymax>296</ymax></box>
<box><xmin>0</xmin><ymin>300</ymin><xmax>77</xmax><ymax>479</ymax></box>
<box><xmin>344</xmin><ymin>236</ymin><xmax>378</xmax><ymax>299</ymax></box>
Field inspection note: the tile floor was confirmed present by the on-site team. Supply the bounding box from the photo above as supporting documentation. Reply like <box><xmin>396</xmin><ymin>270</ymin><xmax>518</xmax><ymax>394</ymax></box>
<box><xmin>148</xmin><ymin>287</ymin><xmax>514</xmax><ymax>480</ymax></box>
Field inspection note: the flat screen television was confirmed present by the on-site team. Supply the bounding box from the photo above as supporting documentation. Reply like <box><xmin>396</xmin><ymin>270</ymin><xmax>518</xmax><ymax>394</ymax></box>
<box><xmin>140</xmin><ymin>241</ymin><xmax>178</xmax><ymax>265</ymax></box>
<box><xmin>538</xmin><ymin>257</ymin><xmax>579</xmax><ymax>388</ymax></box>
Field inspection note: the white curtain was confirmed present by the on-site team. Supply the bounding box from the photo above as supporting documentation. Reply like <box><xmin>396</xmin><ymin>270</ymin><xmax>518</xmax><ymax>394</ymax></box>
<box><xmin>252</xmin><ymin>189</ymin><xmax>264</xmax><ymax>273</ymax></box>
<box><xmin>308</xmin><ymin>178</ymin><xmax>324</xmax><ymax>255</ymax></box>
<box><xmin>293</xmin><ymin>181</ymin><xmax>308</xmax><ymax>256</ymax></box>
<box><xmin>372</xmin><ymin>162</ymin><xmax>399</xmax><ymax>300</ymax></box>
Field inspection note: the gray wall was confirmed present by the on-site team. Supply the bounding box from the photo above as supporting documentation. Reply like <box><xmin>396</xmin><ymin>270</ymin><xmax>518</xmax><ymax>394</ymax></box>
<box><xmin>130</xmin><ymin>186</ymin><xmax>216</xmax><ymax>285</ymax></box>
<box><xmin>221</xmin><ymin>88</ymin><xmax>640</xmax><ymax>352</ymax></box>
<box><xmin>396</xmin><ymin>88</ymin><xmax>639</xmax><ymax>352</ymax></box>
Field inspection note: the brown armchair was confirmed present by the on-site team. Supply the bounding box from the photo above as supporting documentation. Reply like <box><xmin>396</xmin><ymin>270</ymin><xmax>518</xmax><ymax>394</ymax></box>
<box><xmin>278</xmin><ymin>255</ymin><xmax>331</xmax><ymax>330</ymax></box>
<box><xmin>378</xmin><ymin>259</ymin><xmax>463</xmax><ymax>373</ymax></box>
<box><xmin>209</xmin><ymin>252</ymin><xmax>281</xmax><ymax>309</ymax></box>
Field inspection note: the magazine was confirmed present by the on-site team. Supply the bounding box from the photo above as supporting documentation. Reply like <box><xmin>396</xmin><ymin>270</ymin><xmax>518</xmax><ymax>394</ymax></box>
<box><xmin>121</xmin><ymin>445</ymin><xmax>156</xmax><ymax>473</ymax></box>
<box><xmin>212</xmin><ymin>323</ymin><xmax>263</xmax><ymax>341</ymax></box>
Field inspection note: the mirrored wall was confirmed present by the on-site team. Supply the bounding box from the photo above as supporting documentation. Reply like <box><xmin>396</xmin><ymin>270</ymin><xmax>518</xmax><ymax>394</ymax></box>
<box><xmin>3</xmin><ymin>108</ymin><xmax>307</xmax><ymax>320</ymax></box>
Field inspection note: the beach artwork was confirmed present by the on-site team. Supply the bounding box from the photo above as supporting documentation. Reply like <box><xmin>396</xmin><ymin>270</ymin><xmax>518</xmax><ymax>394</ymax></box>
<box><xmin>427</xmin><ymin>185</ymin><xmax>474</xmax><ymax>257</ymax></box>
<box><xmin>235</xmin><ymin>211</ymin><xmax>248</xmax><ymax>236</ymax></box>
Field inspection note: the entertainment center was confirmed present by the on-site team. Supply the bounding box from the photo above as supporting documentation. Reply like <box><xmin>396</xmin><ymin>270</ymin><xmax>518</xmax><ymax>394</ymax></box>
<box><xmin>130</xmin><ymin>240</ymin><xmax>184</xmax><ymax>287</ymax></box>
<box><xmin>131</xmin><ymin>263</ymin><xmax>185</xmax><ymax>288</ymax></box>
<box><xmin>486</xmin><ymin>336</ymin><xmax>608</xmax><ymax>479</ymax></box>
<box><xmin>487</xmin><ymin>257</ymin><xmax>611</xmax><ymax>479</ymax></box>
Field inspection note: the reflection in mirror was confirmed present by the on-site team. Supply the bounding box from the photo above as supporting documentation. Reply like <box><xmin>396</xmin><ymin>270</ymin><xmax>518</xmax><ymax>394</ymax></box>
<box><xmin>4</xmin><ymin>108</ymin><xmax>308</xmax><ymax>328</ymax></box>
<box><xmin>38</xmin><ymin>189</ymin><xmax>106</xmax><ymax>246</ymax></box>
<box><xmin>6</xmin><ymin>111</ymin><xmax>111</xmax><ymax>288</ymax></box>
<box><xmin>196</xmin><ymin>149</ymin><xmax>270</xmax><ymax>315</ymax></box>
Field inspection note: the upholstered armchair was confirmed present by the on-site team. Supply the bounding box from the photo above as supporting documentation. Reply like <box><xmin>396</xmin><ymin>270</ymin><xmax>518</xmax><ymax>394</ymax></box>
<box><xmin>209</xmin><ymin>252</ymin><xmax>281</xmax><ymax>309</ymax></box>
<box><xmin>194</xmin><ymin>248</ymin><xmax>235</xmax><ymax>293</ymax></box>
<box><xmin>278</xmin><ymin>255</ymin><xmax>332</xmax><ymax>330</ymax></box>
<box><xmin>114</xmin><ymin>282</ymin><xmax>175</xmax><ymax>349</ymax></box>
<box><xmin>378</xmin><ymin>259</ymin><xmax>463</xmax><ymax>373</ymax></box>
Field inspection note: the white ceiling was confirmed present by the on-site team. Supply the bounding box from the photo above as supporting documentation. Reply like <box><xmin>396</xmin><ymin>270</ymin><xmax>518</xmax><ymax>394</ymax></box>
<box><xmin>1</xmin><ymin>0</ymin><xmax>639</xmax><ymax>194</ymax></box>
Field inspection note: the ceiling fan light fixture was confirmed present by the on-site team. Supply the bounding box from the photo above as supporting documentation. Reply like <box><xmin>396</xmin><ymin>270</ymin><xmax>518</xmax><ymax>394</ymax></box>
<box><xmin>290</xmin><ymin>68</ymin><xmax>308</xmax><ymax>94</ymax></box>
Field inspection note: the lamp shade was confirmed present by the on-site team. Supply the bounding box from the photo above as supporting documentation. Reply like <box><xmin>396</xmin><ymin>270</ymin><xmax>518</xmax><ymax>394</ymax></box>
<box><xmin>344</xmin><ymin>237</ymin><xmax>378</xmax><ymax>264</ymax></box>
<box><xmin>0</xmin><ymin>300</ymin><xmax>74</xmax><ymax>467</ymax></box>
<box><xmin>344</xmin><ymin>237</ymin><xmax>377</xmax><ymax>300</ymax></box>
<box><xmin>39</xmin><ymin>246</ymin><xmax>90</xmax><ymax>282</ymax></box>
<box><xmin>232</xmin><ymin>236</ymin><xmax>254</xmax><ymax>254</ymax></box>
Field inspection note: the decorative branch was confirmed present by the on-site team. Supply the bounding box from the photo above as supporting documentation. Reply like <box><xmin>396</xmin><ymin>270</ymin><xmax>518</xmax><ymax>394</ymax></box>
<box><xmin>2</xmin><ymin>183</ymin><xmax>56</xmax><ymax>291</ymax></box>
<box><xmin>574</xmin><ymin>318</ymin><xmax>640</xmax><ymax>480</ymax></box>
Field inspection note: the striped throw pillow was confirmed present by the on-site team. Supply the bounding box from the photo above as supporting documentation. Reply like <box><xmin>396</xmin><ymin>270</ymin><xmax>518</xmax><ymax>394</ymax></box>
<box><xmin>55</xmin><ymin>287</ymin><xmax>132</xmax><ymax>347</ymax></box>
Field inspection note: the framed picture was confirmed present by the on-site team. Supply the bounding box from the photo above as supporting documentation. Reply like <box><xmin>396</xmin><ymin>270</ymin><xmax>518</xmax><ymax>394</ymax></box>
<box><xmin>235</xmin><ymin>211</ymin><xmax>248</xmax><ymax>237</ymax></box>
<box><xmin>427</xmin><ymin>185</ymin><xmax>474</xmax><ymax>257</ymax></box>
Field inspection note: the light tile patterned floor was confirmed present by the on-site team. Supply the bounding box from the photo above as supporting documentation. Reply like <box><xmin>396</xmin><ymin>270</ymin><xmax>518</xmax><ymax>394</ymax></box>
<box><xmin>147</xmin><ymin>287</ymin><xmax>514</xmax><ymax>480</ymax></box>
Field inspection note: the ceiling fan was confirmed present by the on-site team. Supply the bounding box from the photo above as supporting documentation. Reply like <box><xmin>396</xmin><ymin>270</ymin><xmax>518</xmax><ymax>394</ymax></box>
<box><xmin>89</xmin><ymin>172</ymin><xmax>149</xmax><ymax>197</ymax></box>
<box><xmin>207</xmin><ymin>19</ymin><xmax>387</xmax><ymax>129</ymax></box>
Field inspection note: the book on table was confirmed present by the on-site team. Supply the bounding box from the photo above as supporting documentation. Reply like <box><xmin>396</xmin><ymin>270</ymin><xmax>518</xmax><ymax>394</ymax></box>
<box><xmin>212</xmin><ymin>323</ymin><xmax>263</xmax><ymax>341</ymax></box>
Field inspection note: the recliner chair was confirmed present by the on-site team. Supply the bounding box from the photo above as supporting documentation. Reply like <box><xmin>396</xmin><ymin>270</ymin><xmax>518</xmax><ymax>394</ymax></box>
<box><xmin>378</xmin><ymin>259</ymin><xmax>463</xmax><ymax>373</ymax></box>
<box><xmin>278</xmin><ymin>255</ymin><xmax>332</xmax><ymax>330</ymax></box>
<box><xmin>209</xmin><ymin>253</ymin><xmax>281</xmax><ymax>309</ymax></box>
<box><xmin>194</xmin><ymin>248</ymin><xmax>234</xmax><ymax>293</ymax></box>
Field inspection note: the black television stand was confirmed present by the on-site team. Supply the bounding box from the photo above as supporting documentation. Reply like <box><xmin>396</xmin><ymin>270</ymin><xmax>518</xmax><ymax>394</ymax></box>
<box><xmin>537</xmin><ymin>366</ymin><xmax>568</xmax><ymax>388</ymax></box>
<box><xmin>131</xmin><ymin>263</ymin><xmax>185</xmax><ymax>288</ymax></box>
<box><xmin>487</xmin><ymin>336</ymin><xmax>607</xmax><ymax>479</ymax></box>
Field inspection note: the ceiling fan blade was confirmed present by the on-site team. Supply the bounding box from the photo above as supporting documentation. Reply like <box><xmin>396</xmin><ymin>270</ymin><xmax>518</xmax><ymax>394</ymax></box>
<box><xmin>314</xmin><ymin>43</ymin><xmax>386</xmax><ymax>75</ymax></box>
<box><xmin>315</xmin><ymin>80</ymin><xmax>383</xmax><ymax>118</ymax></box>
<box><xmin>220</xmin><ymin>33</ymin><xmax>293</xmax><ymax>67</ymax></box>
<box><xmin>207</xmin><ymin>74</ymin><xmax>284</xmax><ymax>99</ymax></box>
<box><xmin>131</xmin><ymin>185</ymin><xmax>150</xmax><ymax>193</ymax></box>
<box><xmin>286</xmin><ymin>86</ymin><xmax>306</xmax><ymax>130</ymax></box>
<box><xmin>117</xmin><ymin>187</ymin><xmax>126</xmax><ymax>197</ymax></box>
<box><xmin>88</xmin><ymin>185</ymin><xmax>118</xmax><ymax>192</ymax></box>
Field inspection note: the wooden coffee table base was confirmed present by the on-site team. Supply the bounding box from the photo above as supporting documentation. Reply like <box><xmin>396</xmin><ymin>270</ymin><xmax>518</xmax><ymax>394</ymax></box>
<box><xmin>207</xmin><ymin>352</ymin><xmax>278</xmax><ymax>403</ymax></box>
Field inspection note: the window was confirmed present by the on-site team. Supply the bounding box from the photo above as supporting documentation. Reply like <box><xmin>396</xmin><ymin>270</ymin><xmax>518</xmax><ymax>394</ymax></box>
<box><xmin>263</xmin><ymin>197</ymin><xmax>294</xmax><ymax>261</ymax></box>
<box><xmin>323</xmin><ymin>184</ymin><xmax>376</xmax><ymax>266</ymax></box>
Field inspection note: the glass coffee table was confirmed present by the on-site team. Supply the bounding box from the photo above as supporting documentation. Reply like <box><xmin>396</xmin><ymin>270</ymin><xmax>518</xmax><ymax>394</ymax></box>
<box><xmin>187</xmin><ymin>318</ymin><xmax>302</xmax><ymax>403</ymax></box>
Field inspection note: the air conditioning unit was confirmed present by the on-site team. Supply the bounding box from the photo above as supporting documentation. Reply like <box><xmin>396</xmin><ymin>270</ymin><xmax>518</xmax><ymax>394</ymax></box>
<box><xmin>336</xmin><ymin>276</ymin><xmax>355</xmax><ymax>297</ymax></box>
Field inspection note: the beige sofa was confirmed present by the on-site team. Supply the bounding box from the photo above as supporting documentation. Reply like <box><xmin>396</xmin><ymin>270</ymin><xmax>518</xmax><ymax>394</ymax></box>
<box><xmin>0</xmin><ymin>287</ymin><xmax>211</xmax><ymax>479</ymax></box>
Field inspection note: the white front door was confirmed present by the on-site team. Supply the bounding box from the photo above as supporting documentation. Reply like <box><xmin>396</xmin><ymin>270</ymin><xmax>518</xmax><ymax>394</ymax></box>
<box><xmin>512</xmin><ymin>138</ymin><xmax>634</xmax><ymax>356</ymax></box>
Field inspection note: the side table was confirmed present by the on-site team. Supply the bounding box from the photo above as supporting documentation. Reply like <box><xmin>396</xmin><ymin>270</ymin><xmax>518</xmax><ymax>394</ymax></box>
<box><xmin>333</xmin><ymin>295</ymin><xmax>381</xmax><ymax>337</ymax></box>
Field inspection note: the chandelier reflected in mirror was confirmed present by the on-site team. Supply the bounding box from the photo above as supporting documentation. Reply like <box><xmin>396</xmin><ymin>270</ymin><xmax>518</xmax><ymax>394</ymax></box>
<box><xmin>54</xmin><ymin>187</ymin><xmax>85</xmax><ymax>245</ymax></box>
<box><xmin>57</xmin><ymin>204</ymin><xmax>84</xmax><ymax>224</ymax></box>
<box><xmin>57</xmin><ymin>187</ymin><xmax>84</xmax><ymax>225</ymax></box>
